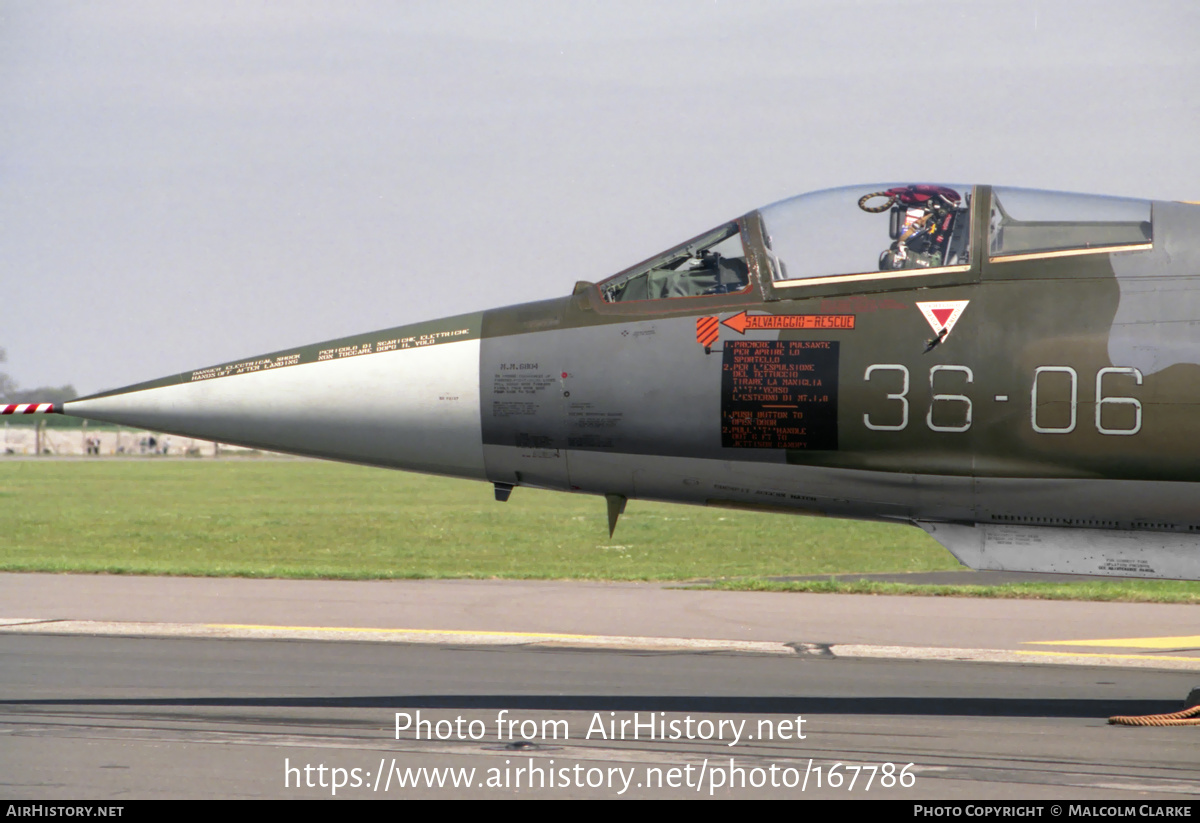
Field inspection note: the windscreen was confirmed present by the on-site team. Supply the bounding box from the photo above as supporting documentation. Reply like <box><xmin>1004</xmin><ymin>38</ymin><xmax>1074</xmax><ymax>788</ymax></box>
<box><xmin>599</xmin><ymin>222</ymin><xmax>750</xmax><ymax>302</ymax></box>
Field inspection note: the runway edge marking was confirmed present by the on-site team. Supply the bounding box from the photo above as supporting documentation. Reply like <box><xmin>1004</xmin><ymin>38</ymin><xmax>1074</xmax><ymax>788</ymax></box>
<box><xmin>3</xmin><ymin>618</ymin><xmax>1200</xmax><ymax>670</ymax></box>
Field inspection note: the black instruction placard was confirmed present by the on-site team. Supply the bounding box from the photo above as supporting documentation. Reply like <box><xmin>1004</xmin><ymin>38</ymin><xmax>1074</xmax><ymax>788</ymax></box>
<box><xmin>721</xmin><ymin>340</ymin><xmax>839</xmax><ymax>449</ymax></box>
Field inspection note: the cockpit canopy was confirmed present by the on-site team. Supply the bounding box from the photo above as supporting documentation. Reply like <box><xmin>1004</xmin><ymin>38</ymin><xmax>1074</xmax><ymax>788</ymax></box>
<box><xmin>760</xmin><ymin>183</ymin><xmax>973</xmax><ymax>284</ymax></box>
<box><xmin>597</xmin><ymin>183</ymin><xmax>1154</xmax><ymax>302</ymax></box>
<box><xmin>987</xmin><ymin>187</ymin><xmax>1151</xmax><ymax>257</ymax></box>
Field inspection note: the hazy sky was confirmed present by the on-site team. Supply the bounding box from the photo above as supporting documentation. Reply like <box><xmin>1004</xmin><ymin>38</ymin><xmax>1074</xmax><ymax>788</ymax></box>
<box><xmin>2</xmin><ymin>1</ymin><xmax>1197</xmax><ymax>395</ymax></box>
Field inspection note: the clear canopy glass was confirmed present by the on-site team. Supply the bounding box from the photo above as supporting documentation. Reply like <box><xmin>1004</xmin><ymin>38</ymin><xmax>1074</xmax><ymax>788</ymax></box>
<box><xmin>760</xmin><ymin>183</ymin><xmax>974</xmax><ymax>283</ymax></box>
<box><xmin>989</xmin><ymin>188</ymin><xmax>1151</xmax><ymax>257</ymax></box>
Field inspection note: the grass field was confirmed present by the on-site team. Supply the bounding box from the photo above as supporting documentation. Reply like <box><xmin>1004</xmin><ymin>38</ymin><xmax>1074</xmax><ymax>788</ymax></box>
<box><xmin>1</xmin><ymin>459</ymin><xmax>1198</xmax><ymax>602</ymax></box>
<box><xmin>4</xmin><ymin>416</ymin><xmax>121</xmax><ymax>430</ymax></box>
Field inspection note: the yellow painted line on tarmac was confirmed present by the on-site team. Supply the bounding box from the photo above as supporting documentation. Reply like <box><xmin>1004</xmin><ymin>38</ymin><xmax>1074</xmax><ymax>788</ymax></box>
<box><xmin>4</xmin><ymin>619</ymin><xmax>1200</xmax><ymax>668</ymax></box>
<box><xmin>210</xmin><ymin>623</ymin><xmax>597</xmax><ymax>641</ymax></box>
<box><xmin>206</xmin><ymin>623</ymin><xmax>797</xmax><ymax>653</ymax></box>
<box><xmin>1016</xmin><ymin>650</ymin><xmax>1200</xmax><ymax>663</ymax></box>
<box><xmin>0</xmin><ymin>619</ymin><xmax>797</xmax><ymax>655</ymax></box>
<box><xmin>828</xmin><ymin>644</ymin><xmax>1200</xmax><ymax>670</ymax></box>
<box><xmin>1026</xmin><ymin>636</ymin><xmax>1200</xmax><ymax>649</ymax></box>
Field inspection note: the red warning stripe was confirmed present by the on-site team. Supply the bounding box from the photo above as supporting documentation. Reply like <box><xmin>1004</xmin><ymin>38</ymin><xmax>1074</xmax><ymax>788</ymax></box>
<box><xmin>720</xmin><ymin>312</ymin><xmax>855</xmax><ymax>334</ymax></box>
<box><xmin>696</xmin><ymin>316</ymin><xmax>720</xmax><ymax>347</ymax></box>
<box><xmin>0</xmin><ymin>403</ymin><xmax>59</xmax><ymax>415</ymax></box>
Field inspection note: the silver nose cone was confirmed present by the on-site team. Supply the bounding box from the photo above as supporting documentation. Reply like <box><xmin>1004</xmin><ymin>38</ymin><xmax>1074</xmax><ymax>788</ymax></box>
<box><xmin>64</xmin><ymin>321</ymin><xmax>486</xmax><ymax>480</ymax></box>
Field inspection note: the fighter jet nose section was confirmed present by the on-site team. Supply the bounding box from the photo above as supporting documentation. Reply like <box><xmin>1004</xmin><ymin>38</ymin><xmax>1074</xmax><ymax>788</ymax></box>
<box><xmin>63</xmin><ymin>314</ymin><xmax>487</xmax><ymax>480</ymax></box>
<box><xmin>42</xmin><ymin>182</ymin><xmax>1200</xmax><ymax>582</ymax></box>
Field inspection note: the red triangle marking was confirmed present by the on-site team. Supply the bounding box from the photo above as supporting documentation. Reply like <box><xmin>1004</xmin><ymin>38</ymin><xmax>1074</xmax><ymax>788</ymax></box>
<box><xmin>931</xmin><ymin>308</ymin><xmax>954</xmax><ymax>327</ymax></box>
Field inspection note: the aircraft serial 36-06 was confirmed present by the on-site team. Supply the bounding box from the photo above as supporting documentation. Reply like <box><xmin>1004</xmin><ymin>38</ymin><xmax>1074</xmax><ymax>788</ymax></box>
<box><xmin>7</xmin><ymin>182</ymin><xmax>1200</xmax><ymax>581</ymax></box>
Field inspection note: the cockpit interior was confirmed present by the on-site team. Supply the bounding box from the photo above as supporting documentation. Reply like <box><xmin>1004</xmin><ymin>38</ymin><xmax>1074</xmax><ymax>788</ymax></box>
<box><xmin>600</xmin><ymin>222</ymin><xmax>750</xmax><ymax>303</ymax></box>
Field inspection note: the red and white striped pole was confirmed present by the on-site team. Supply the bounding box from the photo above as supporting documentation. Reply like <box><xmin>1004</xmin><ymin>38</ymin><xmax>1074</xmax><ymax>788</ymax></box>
<box><xmin>0</xmin><ymin>403</ymin><xmax>60</xmax><ymax>415</ymax></box>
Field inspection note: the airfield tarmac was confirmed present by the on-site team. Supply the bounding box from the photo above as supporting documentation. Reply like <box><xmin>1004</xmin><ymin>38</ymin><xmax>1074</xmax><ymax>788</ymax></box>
<box><xmin>1</xmin><ymin>573</ymin><xmax>1198</xmax><ymax>799</ymax></box>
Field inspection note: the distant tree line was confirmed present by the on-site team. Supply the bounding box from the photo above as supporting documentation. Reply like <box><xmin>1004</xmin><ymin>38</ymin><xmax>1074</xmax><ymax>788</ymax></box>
<box><xmin>0</xmin><ymin>347</ymin><xmax>78</xmax><ymax>404</ymax></box>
